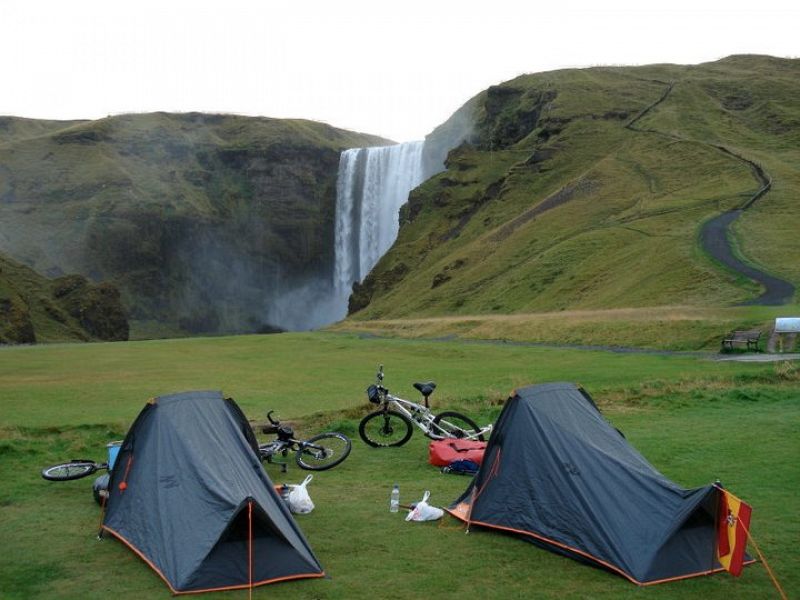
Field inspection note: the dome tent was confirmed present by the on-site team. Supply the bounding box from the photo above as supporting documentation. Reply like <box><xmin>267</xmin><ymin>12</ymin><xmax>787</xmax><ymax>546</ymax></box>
<box><xmin>102</xmin><ymin>390</ymin><xmax>324</xmax><ymax>594</ymax></box>
<box><xmin>447</xmin><ymin>382</ymin><xmax>753</xmax><ymax>585</ymax></box>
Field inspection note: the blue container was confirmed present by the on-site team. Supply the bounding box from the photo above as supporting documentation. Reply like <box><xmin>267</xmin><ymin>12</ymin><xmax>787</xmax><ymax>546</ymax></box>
<box><xmin>106</xmin><ymin>441</ymin><xmax>122</xmax><ymax>471</ymax></box>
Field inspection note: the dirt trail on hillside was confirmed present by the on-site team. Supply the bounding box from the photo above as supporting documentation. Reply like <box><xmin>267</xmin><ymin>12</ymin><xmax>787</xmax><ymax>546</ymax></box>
<box><xmin>627</xmin><ymin>83</ymin><xmax>795</xmax><ymax>305</ymax></box>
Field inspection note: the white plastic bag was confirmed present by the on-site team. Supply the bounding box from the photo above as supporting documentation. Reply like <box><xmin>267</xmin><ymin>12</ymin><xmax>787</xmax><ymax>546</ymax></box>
<box><xmin>405</xmin><ymin>490</ymin><xmax>444</xmax><ymax>522</ymax></box>
<box><xmin>287</xmin><ymin>474</ymin><xmax>315</xmax><ymax>514</ymax></box>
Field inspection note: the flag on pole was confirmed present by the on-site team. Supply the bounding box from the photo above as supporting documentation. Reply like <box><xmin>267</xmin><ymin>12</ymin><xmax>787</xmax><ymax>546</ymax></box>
<box><xmin>717</xmin><ymin>487</ymin><xmax>753</xmax><ymax>577</ymax></box>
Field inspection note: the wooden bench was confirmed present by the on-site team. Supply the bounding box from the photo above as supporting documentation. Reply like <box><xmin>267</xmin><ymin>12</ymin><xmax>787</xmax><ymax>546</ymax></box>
<box><xmin>721</xmin><ymin>330</ymin><xmax>761</xmax><ymax>352</ymax></box>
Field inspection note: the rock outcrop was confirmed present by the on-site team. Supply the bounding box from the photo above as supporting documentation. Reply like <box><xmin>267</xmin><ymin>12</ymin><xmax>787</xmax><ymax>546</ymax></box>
<box><xmin>0</xmin><ymin>113</ymin><xmax>387</xmax><ymax>334</ymax></box>
<box><xmin>0</xmin><ymin>254</ymin><xmax>129</xmax><ymax>344</ymax></box>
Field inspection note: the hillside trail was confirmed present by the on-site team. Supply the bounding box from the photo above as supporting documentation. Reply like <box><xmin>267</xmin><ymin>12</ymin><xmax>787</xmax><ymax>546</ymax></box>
<box><xmin>625</xmin><ymin>82</ymin><xmax>795</xmax><ymax>305</ymax></box>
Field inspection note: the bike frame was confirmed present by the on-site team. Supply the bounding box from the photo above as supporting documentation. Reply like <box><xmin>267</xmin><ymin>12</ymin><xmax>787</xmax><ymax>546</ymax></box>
<box><xmin>379</xmin><ymin>392</ymin><xmax>490</xmax><ymax>441</ymax></box>
<box><xmin>383</xmin><ymin>393</ymin><xmax>436</xmax><ymax>433</ymax></box>
<box><xmin>258</xmin><ymin>420</ymin><xmax>335</xmax><ymax>473</ymax></box>
<box><xmin>369</xmin><ymin>365</ymin><xmax>491</xmax><ymax>441</ymax></box>
<box><xmin>259</xmin><ymin>437</ymin><xmax>317</xmax><ymax>472</ymax></box>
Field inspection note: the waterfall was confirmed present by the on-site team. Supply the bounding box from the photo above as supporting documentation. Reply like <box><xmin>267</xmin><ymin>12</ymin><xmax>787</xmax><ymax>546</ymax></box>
<box><xmin>263</xmin><ymin>141</ymin><xmax>424</xmax><ymax>330</ymax></box>
<box><xmin>333</xmin><ymin>141</ymin><xmax>425</xmax><ymax>310</ymax></box>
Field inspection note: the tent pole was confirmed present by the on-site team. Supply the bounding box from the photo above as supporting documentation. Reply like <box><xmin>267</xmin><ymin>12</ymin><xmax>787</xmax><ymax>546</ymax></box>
<box><xmin>96</xmin><ymin>490</ymin><xmax>108</xmax><ymax>540</ymax></box>
<box><xmin>711</xmin><ymin>481</ymin><xmax>721</xmax><ymax>572</ymax></box>
<box><xmin>248</xmin><ymin>500</ymin><xmax>253</xmax><ymax>600</ymax></box>
<box><xmin>465</xmin><ymin>487</ymin><xmax>477</xmax><ymax>534</ymax></box>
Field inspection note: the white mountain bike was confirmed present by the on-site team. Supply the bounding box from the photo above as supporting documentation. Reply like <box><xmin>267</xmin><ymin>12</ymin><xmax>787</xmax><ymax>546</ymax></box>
<box><xmin>358</xmin><ymin>365</ymin><xmax>491</xmax><ymax>448</ymax></box>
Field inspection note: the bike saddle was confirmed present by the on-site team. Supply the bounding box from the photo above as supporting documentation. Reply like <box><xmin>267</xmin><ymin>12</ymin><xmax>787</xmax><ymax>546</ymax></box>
<box><xmin>413</xmin><ymin>382</ymin><xmax>436</xmax><ymax>398</ymax></box>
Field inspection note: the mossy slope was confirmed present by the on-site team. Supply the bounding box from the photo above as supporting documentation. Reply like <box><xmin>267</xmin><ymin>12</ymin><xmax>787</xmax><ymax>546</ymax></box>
<box><xmin>351</xmin><ymin>55</ymin><xmax>799</xmax><ymax>320</ymax></box>
<box><xmin>0</xmin><ymin>253</ymin><xmax>128</xmax><ymax>343</ymax></box>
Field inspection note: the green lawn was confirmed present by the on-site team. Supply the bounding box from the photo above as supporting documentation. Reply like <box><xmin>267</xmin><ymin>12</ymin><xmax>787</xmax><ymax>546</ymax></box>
<box><xmin>1</xmin><ymin>332</ymin><xmax>797</xmax><ymax>598</ymax></box>
<box><xmin>331</xmin><ymin>304</ymin><xmax>800</xmax><ymax>352</ymax></box>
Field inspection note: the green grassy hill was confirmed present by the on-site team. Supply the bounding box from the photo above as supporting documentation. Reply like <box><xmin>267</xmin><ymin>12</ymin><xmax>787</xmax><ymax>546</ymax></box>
<box><xmin>0</xmin><ymin>113</ymin><xmax>386</xmax><ymax>336</ymax></box>
<box><xmin>350</xmin><ymin>55</ymin><xmax>799</xmax><ymax>321</ymax></box>
<box><xmin>0</xmin><ymin>115</ymin><xmax>88</xmax><ymax>143</ymax></box>
<box><xmin>0</xmin><ymin>253</ymin><xmax>127</xmax><ymax>343</ymax></box>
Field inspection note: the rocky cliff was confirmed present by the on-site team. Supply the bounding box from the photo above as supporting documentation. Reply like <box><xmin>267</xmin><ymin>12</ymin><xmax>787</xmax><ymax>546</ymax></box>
<box><xmin>0</xmin><ymin>113</ymin><xmax>386</xmax><ymax>335</ymax></box>
<box><xmin>0</xmin><ymin>253</ymin><xmax>128</xmax><ymax>344</ymax></box>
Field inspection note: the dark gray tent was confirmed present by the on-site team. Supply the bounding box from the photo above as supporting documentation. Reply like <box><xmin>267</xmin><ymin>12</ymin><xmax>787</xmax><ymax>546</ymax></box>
<box><xmin>102</xmin><ymin>390</ymin><xmax>324</xmax><ymax>594</ymax></box>
<box><xmin>448</xmin><ymin>382</ymin><xmax>752</xmax><ymax>585</ymax></box>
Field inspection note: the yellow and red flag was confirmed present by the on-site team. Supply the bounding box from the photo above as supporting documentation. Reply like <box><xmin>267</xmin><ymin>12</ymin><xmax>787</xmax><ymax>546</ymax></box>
<box><xmin>717</xmin><ymin>487</ymin><xmax>753</xmax><ymax>577</ymax></box>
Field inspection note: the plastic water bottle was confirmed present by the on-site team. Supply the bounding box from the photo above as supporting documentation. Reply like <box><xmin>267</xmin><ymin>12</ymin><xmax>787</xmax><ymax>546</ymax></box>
<box><xmin>279</xmin><ymin>484</ymin><xmax>290</xmax><ymax>504</ymax></box>
<box><xmin>390</xmin><ymin>484</ymin><xmax>400</xmax><ymax>513</ymax></box>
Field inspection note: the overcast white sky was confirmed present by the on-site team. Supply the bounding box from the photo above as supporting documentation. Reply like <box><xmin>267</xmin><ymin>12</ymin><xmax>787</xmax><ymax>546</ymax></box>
<box><xmin>2</xmin><ymin>0</ymin><xmax>798</xmax><ymax>142</ymax></box>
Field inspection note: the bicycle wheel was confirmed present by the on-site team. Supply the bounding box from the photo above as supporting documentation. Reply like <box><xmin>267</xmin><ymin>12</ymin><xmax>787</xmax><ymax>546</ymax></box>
<box><xmin>430</xmin><ymin>411</ymin><xmax>484</xmax><ymax>441</ymax></box>
<box><xmin>296</xmin><ymin>432</ymin><xmax>352</xmax><ymax>471</ymax></box>
<box><xmin>41</xmin><ymin>461</ymin><xmax>99</xmax><ymax>481</ymax></box>
<box><xmin>359</xmin><ymin>410</ymin><xmax>413</xmax><ymax>447</ymax></box>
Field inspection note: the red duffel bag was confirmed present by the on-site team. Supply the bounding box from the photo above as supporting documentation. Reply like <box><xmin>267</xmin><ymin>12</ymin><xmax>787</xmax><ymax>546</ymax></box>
<box><xmin>428</xmin><ymin>439</ymin><xmax>487</xmax><ymax>467</ymax></box>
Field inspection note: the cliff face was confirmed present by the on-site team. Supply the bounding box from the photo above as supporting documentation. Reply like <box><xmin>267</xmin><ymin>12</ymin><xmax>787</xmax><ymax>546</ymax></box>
<box><xmin>0</xmin><ymin>254</ymin><xmax>128</xmax><ymax>344</ymax></box>
<box><xmin>0</xmin><ymin>113</ymin><xmax>387</xmax><ymax>334</ymax></box>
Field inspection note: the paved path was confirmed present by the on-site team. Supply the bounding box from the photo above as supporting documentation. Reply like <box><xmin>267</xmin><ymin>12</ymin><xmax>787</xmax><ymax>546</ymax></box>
<box><xmin>628</xmin><ymin>82</ymin><xmax>795</xmax><ymax>305</ymax></box>
<box><xmin>346</xmin><ymin>331</ymin><xmax>798</xmax><ymax>361</ymax></box>
<box><xmin>700</xmin><ymin>211</ymin><xmax>795</xmax><ymax>305</ymax></box>
<box><xmin>715</xmin><ymin>353</ymin><xmax>800</xmax><ymax>362</ymax></box>
<box><xmin>344</xmin><ymin>330</ymin><xmax>800</xmax><ymax>363</ymax></box>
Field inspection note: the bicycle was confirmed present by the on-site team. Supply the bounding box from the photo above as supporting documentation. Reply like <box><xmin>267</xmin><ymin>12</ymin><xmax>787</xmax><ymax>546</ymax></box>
<box><xmin>41</xmin><ymin>438</ymin><xmax>121</xmax><ymax>481</ymax></box>
<box><xmin>358</xmin><ymin>365</ymin><xmax>491</xmax><ymax>448</ymax></box>
<box><xmin>41</xmin><ymin>459</ymin><xmax>109</xmax><ymax>481</ymax></box>
<box><xmin>258</xmin><ymin>411</ymin><xmax>352</xmax><ymax>472</ymax></box>
<box><xmin>41</xmin><ymin>441</ymin><xmax>122</xmax><ymax>504</ymax></box>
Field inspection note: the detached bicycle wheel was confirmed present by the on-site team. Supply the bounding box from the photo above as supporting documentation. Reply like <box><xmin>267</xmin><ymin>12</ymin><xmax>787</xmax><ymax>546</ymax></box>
<box><xmin>430</xmin><ymin>411</ymin><xmax>484</xmax><ymax>441</ymax></box>
<box><xmin>296</xmin><ymin>432</ymin><xmax>352</xmax><ymax>471</ymax></box>
<box><xmin>359</xmin><ymin>410</ymin><xmax>413</xmax><ymax>447</ymax></box>
<box><xmin>41</xmin><ymin>461</ymin><xmax>99</xmax><ymax>481</ymax></box>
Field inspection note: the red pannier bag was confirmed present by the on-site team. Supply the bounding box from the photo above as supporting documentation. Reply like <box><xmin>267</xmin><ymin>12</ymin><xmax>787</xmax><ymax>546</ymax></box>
<box><xmin>428</xmin><ymin>439</ymin><xmax>487</xmax><ymax>467</ymax></box>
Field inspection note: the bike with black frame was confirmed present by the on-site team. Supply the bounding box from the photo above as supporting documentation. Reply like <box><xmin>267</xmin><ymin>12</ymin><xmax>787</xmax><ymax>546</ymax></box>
<box><xmin>258</xmin><ymin>411</ymin><xmax>352</xmax><ymax>472</ymax></box>
<box><xmin>41</xmin><ymin>441</ymin><xmax>123</xmax><ymax>505</ymax></box>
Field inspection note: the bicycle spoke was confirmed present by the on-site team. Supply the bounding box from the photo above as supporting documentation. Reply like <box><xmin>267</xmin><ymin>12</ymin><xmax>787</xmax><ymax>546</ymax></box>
<box><xmin>41</xmin><ymin>460</ymin><xmax>98</xmax><ymax>481</ymax></box>
<box><xmin>358</xmin><ymin>410</ymin><xmax>413</xmax><ymax>447</ymax></box>
<box><xmin>430</xmin><ymin>411</ymin><xmax>484</xmax><ymax>441</ymax></box>
<box><xmin>296</xmin><ymin>433</ymin><xmax>352</xmax><ymax>470</ymax></box>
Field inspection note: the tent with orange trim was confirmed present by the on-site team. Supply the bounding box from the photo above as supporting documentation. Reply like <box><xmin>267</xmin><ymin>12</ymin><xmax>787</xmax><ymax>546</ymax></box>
<box><xmin>447</xmin><ymin>382</ymin><xmax>754</xmax><ymax>585</ymax></box>
<box><xmin>102</xmin><ymin>390</ymin><xmax>324</xmax><ymax>594</ymax></box>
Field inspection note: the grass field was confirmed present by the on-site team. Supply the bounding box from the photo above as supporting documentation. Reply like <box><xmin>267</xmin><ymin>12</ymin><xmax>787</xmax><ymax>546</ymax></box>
<box><xmin>1</xmin><ymin>332</ymin><xmax>798</xmax><ymax>599</ymax></box>
<box><xmin>331</xmin><ymin>304</ymin><xmax>800</xmax><ymax>351</ymax></box>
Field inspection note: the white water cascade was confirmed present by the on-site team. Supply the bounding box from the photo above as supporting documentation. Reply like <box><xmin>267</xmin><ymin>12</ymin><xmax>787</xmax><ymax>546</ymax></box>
<box><xmin>262</xmin><ymin>141</ymin><xmax>425</xmax><ymax>331</ymax></box>
<box><xmin>332</xmin><ymin>141</ymin><xmax>425</xmax><ymax>314</ymax></box>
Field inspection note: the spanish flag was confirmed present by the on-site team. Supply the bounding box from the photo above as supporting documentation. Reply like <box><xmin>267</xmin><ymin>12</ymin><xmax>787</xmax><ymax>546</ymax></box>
<box><xmin>717</xmin><ymin>487</ymin><xmax>752</xmax><ymax>577</ymax></box>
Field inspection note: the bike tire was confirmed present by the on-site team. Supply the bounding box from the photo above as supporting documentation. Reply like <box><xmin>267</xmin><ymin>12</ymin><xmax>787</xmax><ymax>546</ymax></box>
<box><xmin>358</xmin><ymin>409</ymin><xmax>413</xmax><ymax>448</ymax></box>
<box><xmin>41</xmin><ymin>461</ymin><xmax>99</xmax><ymax>481</ymax></box>
<box><xmin>430</xmin><ymin>411</ymin><xmax>484</xmax><ymax>441</ymax></box>
<box><xmin>296</xmin><ymin>432</ymin><xmax>352</xmax><ymax>471</ymax></box>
